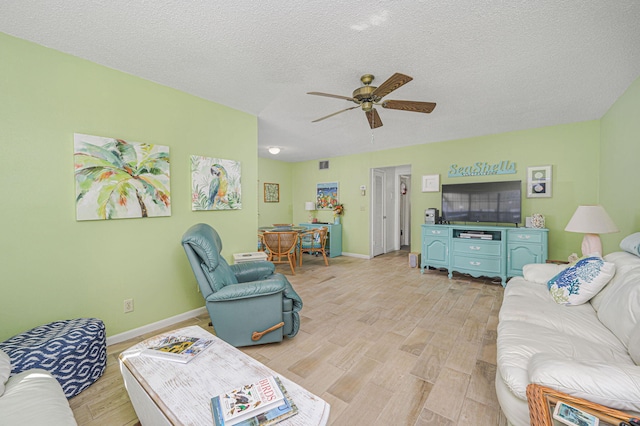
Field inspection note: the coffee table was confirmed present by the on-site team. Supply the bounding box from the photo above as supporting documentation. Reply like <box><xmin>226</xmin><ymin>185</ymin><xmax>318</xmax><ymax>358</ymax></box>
<box><xmin>119</xmin><ymin>325</ymin><xmax>330</xmax><ymax>425</ymax></box>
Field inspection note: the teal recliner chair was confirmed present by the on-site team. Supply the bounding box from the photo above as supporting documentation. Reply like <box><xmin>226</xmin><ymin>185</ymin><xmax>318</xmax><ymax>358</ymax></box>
<box><xmin>181</xmin><ymin>223</ymin><xmax>302</xmax><ymax>347</ymax></box>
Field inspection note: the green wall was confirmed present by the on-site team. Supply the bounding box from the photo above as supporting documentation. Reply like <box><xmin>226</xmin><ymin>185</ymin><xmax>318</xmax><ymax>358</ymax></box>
<box><xmin>600</xmin><ymin>76</ymin><xmax>640</xmax><ymax>253</ymax></box>
<box><xmin>3</xmin><ymin>30</ymin><xmax>638</xmax><ymax>342</ymax></box>
<box><xmin>0</xmin><ymin>33</ymin><xmax>259</xmax><ymax>341</ymax></box>
<box><xmin>258</xmin><ymin>158</ymin><xmax>293</xmax><ymax>227</ymax></box>
<box><xmin>291</xmin><ymin>121</ymin><xmax>602</xmax><ymax>261</ymax></box>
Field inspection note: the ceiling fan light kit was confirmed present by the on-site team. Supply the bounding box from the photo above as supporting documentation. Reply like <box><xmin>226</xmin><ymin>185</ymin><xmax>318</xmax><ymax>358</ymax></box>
<box><xmin>268</xmin><ymin>147</ymin><xmax>281</xmax><ymax>155</ymax></box>
<box><xmin>308</xmin><ymin>73</ymin><xmax>436</xmax><ymax>129</ymax></box>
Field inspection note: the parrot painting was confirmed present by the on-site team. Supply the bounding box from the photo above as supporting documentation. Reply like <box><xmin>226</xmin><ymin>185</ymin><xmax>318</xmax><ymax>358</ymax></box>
<box><xmin>208</xmin><ymin>163</ymin><xmax>229</xmax><ymax>208</ymax></box>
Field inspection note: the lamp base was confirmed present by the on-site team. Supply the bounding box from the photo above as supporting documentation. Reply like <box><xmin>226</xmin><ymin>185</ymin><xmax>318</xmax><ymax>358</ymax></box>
<box><xmin>581</xmin><ymin>233</ymin><xmax>602</xmax><ymax>257</ymax></box>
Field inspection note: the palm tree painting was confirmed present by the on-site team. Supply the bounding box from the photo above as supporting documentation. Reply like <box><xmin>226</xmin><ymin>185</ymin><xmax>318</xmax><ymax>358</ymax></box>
<box><xmin>191</xmin><ymin>155</ymin><xmax>242</xmax><ymax>210</ymax></box>
<box><xmin>74</xmin><ymin>133</ymin><xmax>171</xmax><ymax>220</ymax></box>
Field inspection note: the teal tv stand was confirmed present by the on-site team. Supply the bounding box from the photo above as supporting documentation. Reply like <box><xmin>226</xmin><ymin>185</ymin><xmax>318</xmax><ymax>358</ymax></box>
<box><xmin>421</xmin><ymin>224</ymin><xmax>548</xmax><ymax>286</ymax></box>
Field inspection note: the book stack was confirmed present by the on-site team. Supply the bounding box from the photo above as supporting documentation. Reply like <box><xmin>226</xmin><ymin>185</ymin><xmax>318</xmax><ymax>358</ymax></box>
<box><xmin>142</xmin><ymin>334</ymin><xmax>214</xmax><ymax>363</ymax></box>
<box><xmin>211</xmin><ymin>376</ymin><xmax>298</xmax><ymax>426</ymax></box>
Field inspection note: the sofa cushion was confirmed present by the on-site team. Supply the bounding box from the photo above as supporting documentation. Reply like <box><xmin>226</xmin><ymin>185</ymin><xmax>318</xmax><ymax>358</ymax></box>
<box><xmin>529</xmin><ymin>353</ymin><xmax>640</xmax><ymax>412</ymax></box>
<box><xmin>591</xmin><ymin>252</ymin><xmax>640</xmax><ymax>311</ymax></box>
<box><xmin>597</xmin><ymin>267</ymin><xmax>640</xmax><ymax>348</ymax></box>
<box><xmin>0</xmin><ymin>349</ymin><xmax>10</xmax><ymax>396</ymax></box>
<box><xmin>0</xmin><ymin>369</ymin><xmax>77</xmax><ymax>425</ymax></box>
<box><xmin>547</xmin><ymin>257</ymin><xmax>615</xmax><ymax>305</ymax></box>
<box><xmin>629</xmin><ymin>322</ymin><xmax>640</xmax><ymax>365</ymax></box>
<box><xmin>621</xmin><ymin>232</ymin><xmax>640</xmax><ymax>257</ymax></box>
<box><xmin>522</xmin><ymin>263</ymin><xmax>568</xmax><ymax>284</ymax></box>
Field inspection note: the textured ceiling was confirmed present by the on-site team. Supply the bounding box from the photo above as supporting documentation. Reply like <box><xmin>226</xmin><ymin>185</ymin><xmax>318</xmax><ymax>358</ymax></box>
<box><xmin>2</xmin><ymin>1</ymin><xmax>640</xmax><ymax>162</ymax></box>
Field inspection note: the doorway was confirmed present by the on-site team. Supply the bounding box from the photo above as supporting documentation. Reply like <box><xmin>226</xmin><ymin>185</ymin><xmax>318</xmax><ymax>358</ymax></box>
<box><xmin>370</xmin><ymin>165</ymin><xmax>411</xmax><ymax>257</ymax></box>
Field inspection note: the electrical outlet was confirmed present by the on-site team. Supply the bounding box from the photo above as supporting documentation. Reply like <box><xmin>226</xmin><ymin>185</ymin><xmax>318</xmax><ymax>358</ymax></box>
<box><xmin>123</xmin><ymin>298</ymin><xmax>134</xmax><ymax>313</ymax></box>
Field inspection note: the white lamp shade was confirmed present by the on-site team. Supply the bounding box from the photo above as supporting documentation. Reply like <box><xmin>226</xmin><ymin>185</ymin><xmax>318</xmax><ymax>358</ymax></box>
<box><xmin>305</xmin><ymin>202</ymin><xmax>316</xmax><ymax>211</ymax></box>
<box><xmin>565</xmin><ymin>205</ymin><xmax>619</xmax><ymax>234</ymax></box>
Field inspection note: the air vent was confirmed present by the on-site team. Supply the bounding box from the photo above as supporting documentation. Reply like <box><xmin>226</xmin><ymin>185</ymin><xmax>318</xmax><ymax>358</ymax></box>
<box><xmin>319</xmin><ymin>160</ymin><xmax>329</xmax><ymax>170</ymax></box>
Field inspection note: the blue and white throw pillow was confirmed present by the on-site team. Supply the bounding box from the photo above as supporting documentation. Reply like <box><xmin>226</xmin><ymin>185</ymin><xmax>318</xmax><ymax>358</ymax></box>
<box><xmin>547</xmin><ymin>256</ymin><xmax>615</xmax><ymax>305</ymax></box>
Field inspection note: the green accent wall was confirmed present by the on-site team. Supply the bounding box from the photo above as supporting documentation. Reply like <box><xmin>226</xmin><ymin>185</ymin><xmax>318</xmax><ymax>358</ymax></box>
<box><xmin>0</xmin><ymin>33</ymin><xmax>259</xmax><ymax>341</ymax></box>
<box><xmin>3</xmin><ymin>29</ymin><xmax>638</xmax><ymax>342</ymax></box>
<box><xmin>600</xmin><ymin>76</ymin><xmax>640</xmax><ymax>253</ymax></box>
<box><xmin>258</xmin><ymin>158</ymin><xmax>293</xmax><ymax>227</ymax></box>
<box><xmin>291</xmin><ymin>121</ymin><xmax>602</xmax><ymax>261</ymax></box>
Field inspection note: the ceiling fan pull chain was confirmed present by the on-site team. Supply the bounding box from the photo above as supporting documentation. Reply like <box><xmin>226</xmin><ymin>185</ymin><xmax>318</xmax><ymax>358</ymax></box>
<box><xmin>371</xmin><ymin>129</ymin><xmax>375</xmax><ymax>144</ymax></box>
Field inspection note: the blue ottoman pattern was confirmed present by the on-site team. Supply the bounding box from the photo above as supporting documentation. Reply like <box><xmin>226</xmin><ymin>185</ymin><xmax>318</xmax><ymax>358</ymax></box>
<box><xmin>0</xmin><ymin>318</ymin><xmax>107</xmax><ymax>398</ymax></box>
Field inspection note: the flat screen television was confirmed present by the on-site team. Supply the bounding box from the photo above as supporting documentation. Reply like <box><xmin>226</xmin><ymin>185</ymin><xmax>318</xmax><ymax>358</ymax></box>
<box><xmin>441</xmin><ymin>180</ymin><xmax>521</xmax><ymax>225</ymax></box>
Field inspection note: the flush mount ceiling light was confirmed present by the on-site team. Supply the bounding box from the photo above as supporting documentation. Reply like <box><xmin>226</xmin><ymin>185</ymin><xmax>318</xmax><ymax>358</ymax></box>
<box><xmin>268</xmin><ymin>147</ymin><xmax>281</xmax><ymax>155</ymax></box>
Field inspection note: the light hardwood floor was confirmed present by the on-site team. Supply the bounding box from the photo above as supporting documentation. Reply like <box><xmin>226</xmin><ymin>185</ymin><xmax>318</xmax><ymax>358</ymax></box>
<box><xmin>69</xmin><ymin>249</ymin><xmax>509</xmax><ymax>425</ymax></box>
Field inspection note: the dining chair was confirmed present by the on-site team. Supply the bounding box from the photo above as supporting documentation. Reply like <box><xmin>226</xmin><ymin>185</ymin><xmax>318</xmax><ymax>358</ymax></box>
<box><xmin>262</xmin><ymin>231</ymin><xmax>299</xmax><ymax>275</ymax></box>
<box><xmin>299</xmin><ymin>226</ymin><xmax>329</xmax><ymax>267</ymax></box>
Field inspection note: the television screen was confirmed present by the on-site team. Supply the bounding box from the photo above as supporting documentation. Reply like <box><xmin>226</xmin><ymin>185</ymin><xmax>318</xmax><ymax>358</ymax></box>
<box><xmin>441</xmin><ymin>181</ymin><xmax>521</xmax><ymax>224</ymax></box>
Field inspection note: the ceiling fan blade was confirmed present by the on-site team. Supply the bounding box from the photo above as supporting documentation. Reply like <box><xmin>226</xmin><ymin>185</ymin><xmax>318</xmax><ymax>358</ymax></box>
<box><xmin>307</xmin><ymin>92</ymin><xmax>356</xmax><ymax>102</ymax></box>
<box><xmin>382</xmin><ymin>100</ymin><xmax>437</xmax><ymax>113</ymax></box>
<box><xmin>312</xmin><ymin>106</ymin><xmax>359</xmax><ymax>122</ymax></box>
<box><xmin>371</xmin><ymin>73</ymin><xmax>413</xmax><ymax>99</ymax></box>
<box><xmin>366</xmin><ymin>108</ymin><xmax>383</xmax><ymax>129</ymax></box>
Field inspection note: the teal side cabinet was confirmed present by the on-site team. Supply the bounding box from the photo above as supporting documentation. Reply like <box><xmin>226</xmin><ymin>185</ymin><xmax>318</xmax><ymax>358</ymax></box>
<box><xmin>299</xmin><ymin>223</ymin><xmax>342</xmax><ymax>257</ymax></box>
<box><xmin>506</xmin><ymin>228</ymin><xmax>548</xmax><ymax>277</ymax></box>
<box><xmin>421</xmin><ymin>225</ymin><xmax>449</xmax><ymax>271</ymax></box>
<box><xmin>421</xmin><ymin>224</ymin><xmax>548</xmax><ymax>287</ymax></box>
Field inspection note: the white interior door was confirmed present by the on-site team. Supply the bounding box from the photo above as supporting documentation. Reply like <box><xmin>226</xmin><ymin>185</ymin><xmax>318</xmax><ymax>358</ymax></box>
<box><xmin>372</xmin><ymin>169</ymin><xmax>385</xmax><ymax>257</ymax></box>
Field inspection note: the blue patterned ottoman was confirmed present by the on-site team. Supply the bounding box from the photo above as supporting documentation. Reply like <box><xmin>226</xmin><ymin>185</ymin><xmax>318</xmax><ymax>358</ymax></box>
<box><xmin>0</xmin><ymin>318</ymin><xmax>107</xmax><ymax>398</ymax></box>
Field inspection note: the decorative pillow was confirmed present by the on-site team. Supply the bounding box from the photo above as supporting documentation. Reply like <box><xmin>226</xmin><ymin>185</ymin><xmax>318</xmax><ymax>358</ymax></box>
<box><xmin>621</xmin><ymin>232</ymin><xmax>640</xmax><ymax>257</ymax></box>
<box><xmin>547</xmin><ymin>256</ymin><xmax>615</xmax><ymax>305</ymax></box>
<box><xmin>0</xmin><ymin>349</ymin><xmax>10</xmax><ymax>397</ymax></box>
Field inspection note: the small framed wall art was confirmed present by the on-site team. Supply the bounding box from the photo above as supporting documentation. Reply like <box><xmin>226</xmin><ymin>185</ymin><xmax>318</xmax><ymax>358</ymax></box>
<box><xmin>421</xmin><ymin>174</ymin><xmax>440</xmax><ymax>192</ymax></box>
<box><xmin>264</xmin><ymin>183</ymin><xmax>280</xmax><ymax>203</ymax></box>
<box><xmin>527</xmin><ymin>165</ymin><xmax>552</xmax><ymax>198</ymax></box>
<box><xmin>316</xmin><ymin>182</ymin><xmax>339</xmax><ymax>209</ymax></box>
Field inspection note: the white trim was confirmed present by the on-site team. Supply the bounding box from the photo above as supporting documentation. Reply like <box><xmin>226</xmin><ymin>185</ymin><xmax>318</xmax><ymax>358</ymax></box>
<box><xmin>106</xmin><ymin>306</ymin><xmax>208</xmax><ymax>346</ymax></box>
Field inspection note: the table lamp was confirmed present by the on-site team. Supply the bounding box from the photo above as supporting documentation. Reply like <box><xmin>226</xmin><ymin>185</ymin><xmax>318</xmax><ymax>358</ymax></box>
<box><xmin>305</xmin><ymin>201</ymin><xmax>316</xmax><ymax>223</ymax></box>
<box><xmin>564</xmin><ymin>205</ymin><xmax>618</xmax><ymax>256</ymax></box>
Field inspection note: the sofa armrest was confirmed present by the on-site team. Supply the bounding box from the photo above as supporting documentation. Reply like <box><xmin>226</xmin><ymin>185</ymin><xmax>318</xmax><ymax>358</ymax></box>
<box><xmin>206</xmin><ymin>278</ymin><xmax>285</xmax><ymax>302</ymax></box>
<box><xmin>529</xmin><ymin>353</ymin><xmax>640</xmax><ymax>412</ymax></box>
<box><xmin>230</xmin><ymin>261</ymin><xmax>275</xmax><ymax>282</ymax></box>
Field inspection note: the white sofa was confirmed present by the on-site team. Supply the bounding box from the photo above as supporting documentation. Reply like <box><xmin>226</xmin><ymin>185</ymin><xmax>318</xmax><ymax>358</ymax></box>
<box><xmin>496</xmin><ymin>250</ymin><xmax>640</xmax><ymax>425</ymax></box>
<box><xmin>0</xmin><ymin>349</ymin><xmax>77</xmax><ymax>425</ymax></box>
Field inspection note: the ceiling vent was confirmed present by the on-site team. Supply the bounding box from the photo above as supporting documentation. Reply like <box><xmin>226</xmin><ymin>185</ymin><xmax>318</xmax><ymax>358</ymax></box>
<box><xmin>319</xmin><ymin>160</ymin><xmax>329</xmax><ymax>170</ymax></box>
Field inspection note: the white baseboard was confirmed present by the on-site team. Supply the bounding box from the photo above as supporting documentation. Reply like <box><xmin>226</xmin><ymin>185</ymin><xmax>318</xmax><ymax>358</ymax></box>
<box><xmin>106</xmin><ymin>306</ymin><xmax>208</xmax><ymax>346</ymax></box>
<box><xmin>341</xmin><ymin>252</ymin><xmax>371</xmax><ymax>259</ymax></box>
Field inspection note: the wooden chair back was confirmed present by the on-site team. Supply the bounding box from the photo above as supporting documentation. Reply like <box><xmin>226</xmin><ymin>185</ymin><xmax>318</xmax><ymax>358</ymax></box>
<box><xmin>262</xmin><ymin>231</ymin><xmax>298</xmax><ymax>275</ymax></box>
<box><xmin>299</xmin><ymin>226</ymin><xmax>329</xmax><ymax>266</ymax></box>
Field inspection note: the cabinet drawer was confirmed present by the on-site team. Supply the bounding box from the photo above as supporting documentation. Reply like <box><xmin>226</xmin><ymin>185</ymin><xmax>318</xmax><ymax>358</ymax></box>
<box><xmin>452</xmin><ymin>255</ymin><xmax>501</xmax><ymax>274</ymax></box>
<box><xmin>424</xmin><ymin>228</ymin><xmax>447</xmax><ymax>237</ymax></box>
<box><xmin>508</xmin><ymin>231</ymin><xmax>543</xmax><ymax>244</ymax></box>
<box><xmin>453</xmin><ymin>240</ymin><xmax>501</xmax><ymax>256</ymax></box>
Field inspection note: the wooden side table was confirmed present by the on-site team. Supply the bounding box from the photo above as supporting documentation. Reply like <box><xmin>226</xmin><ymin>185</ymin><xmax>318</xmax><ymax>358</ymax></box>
<box><xmin>527</xmin><ymin>383</ymin><xmax>633</xmax><ymax>426</ymax></box>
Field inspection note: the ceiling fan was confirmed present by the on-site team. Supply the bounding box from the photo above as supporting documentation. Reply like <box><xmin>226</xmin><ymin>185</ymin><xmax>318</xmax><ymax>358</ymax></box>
<box><xmin>307</xmin><ymin>73</ymin><xmax>436</xmax><ymax>129</ymax></box>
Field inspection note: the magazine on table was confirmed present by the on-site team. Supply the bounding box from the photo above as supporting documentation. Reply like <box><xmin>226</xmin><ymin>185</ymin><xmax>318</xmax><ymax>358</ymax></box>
<box><xmin>141</xmin><ymin>334</ymin><xmax>214</xmax><ymax>363</ymax></box>
<box><xmin>211</xmin><ymin>376</ymin><xmax>298</xmax><ymax>426</ymax></box>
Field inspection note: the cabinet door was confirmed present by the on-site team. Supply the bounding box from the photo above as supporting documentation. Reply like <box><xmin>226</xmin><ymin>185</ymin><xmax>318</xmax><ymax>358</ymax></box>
<box><xmin>508</xmin><ymin>245</ymin><xmax>543</xmax><ymax>276</ymax></box>
<box><xmin>424</xmin><ymin>238</ymin><xmax>448</xmax><ymax>265</ymax></box>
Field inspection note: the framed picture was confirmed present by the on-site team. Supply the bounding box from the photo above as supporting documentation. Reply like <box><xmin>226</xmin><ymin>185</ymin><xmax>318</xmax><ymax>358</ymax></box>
<box><xmin>422</xmin><ymin>174</ymin><xmax>440</xmax><ymax>192</ymax></box>
<box><xmin>74</xmin><ymin>133</ymin><xmax>171</xmax><ymax>221</ymax></box>
<box><xmin>527</xmin><ymin>165</ymin><xmax>552</xmax><ymax>198</ymax></box>
<box><xmin>264</xmin><ymin>183</ymin><xmax>279</xmax><ymax>203</ymax></box>
<box><xmin>316</xmin><ymin>182</ymin><xmax>339</xmax><ymax>209</ymax></box>
<box><xmin>191</xmin><ymin>156</ymin><xmax>242</xmax><ymax>210</ymax></box>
